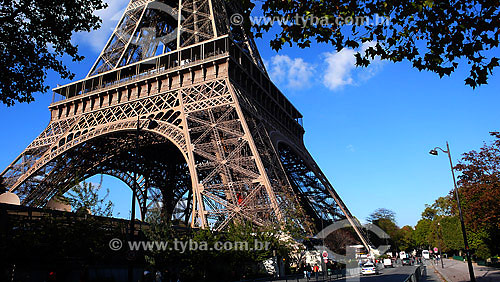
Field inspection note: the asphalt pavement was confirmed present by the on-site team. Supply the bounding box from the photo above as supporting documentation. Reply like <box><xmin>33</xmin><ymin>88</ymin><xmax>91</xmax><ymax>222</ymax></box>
<box><xmin>268</xmin><ymin>264</ymin><xmax>421</xmax><ymax>282</ymax></box>
<box><xmin>351</xmin><ymin>265</ymin><xmax>419</xmax><ymax>282</ymax></box>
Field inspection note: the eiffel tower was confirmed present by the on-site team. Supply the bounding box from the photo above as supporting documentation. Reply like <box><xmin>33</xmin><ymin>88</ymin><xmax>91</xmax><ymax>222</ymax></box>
<box><xmin>1</xmin><ymin>0</ymin><xmax>370</xmax><ymax>249</ymax></box>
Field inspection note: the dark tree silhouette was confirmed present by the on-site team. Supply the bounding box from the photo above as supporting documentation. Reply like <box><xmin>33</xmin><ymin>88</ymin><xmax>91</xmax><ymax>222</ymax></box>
<box><xmin>0</xmin><ymin>0</ymin><xmax>107</xmax><ymax>106</ymax></box>
<box><xmin>240</xmin><ymin>0</ymin><xmax>500</xmax><ymax>88</ymax></box>
<box><xmin>366</xmin><ymin>208</ymin><xmax>396</xmax><ymax>223</ymax></box>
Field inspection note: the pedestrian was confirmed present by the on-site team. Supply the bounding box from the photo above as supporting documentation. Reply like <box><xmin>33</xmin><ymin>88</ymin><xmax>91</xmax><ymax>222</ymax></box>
<box><xmin>306</xmin><ymin>264</ymin><xmax>312</xmax><ymax>280</ymax></box>
<box><xmin>301</xmin><ymin>263</ymin><xmax>307</xmax><ymax>279</ymax></box>
<box><xmin>155</xmin><ymin>270</ymin><xmax>162</xmax><ymax>282</ymax></box>
<box><xmin>313</xmin><ymin>264</ymin><xmax>319</xmax><ymax>280</ymax></box>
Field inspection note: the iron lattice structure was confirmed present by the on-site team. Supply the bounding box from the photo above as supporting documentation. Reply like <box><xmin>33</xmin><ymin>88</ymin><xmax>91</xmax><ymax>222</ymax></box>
<box><xmin>1</xmin><ymin>0</ymin><xmax>369</xmax><ymax>248</ymax></box>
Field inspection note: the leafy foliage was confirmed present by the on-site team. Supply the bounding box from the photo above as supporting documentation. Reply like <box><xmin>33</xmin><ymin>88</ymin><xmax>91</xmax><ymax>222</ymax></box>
<box><xmin>438</xmin><ymin>216</ymin><xmax>463</xmax><ymax>252</ymax></box>
<box><xmin>421</xmin><ymin>195</ymin><xmax>453</xmax><ymax>221</ymax></box>
<box><xmin>144</xmin><ymin>215</ymin><xmax>293</xmax><ymax>281</ymax></box>
<box><xmin>0</xmin><ymin>0</ymin><xmax>107</xmax><ymax>106</ymax></box>
<box><xmin>455</xmin><ymin>132</ymin><xmax>500</xmax><ymax>231</ymax></box>
<box><xmin>63</xmin><ymin>180</ymin><xmax>114</xmax><ymax>217</ymax></box>
<box><xmin>366</xmin><ymin>208</ymin><xmax>412</xmax><ymax>252</ymax></box>
<box><xmin>454</xmin><ymin>132</ymin><xmax>500</xmax><ymax>258</ymax></box>
<box><xmin>240</xmin><ymin>0</ymin><xmax>500</xmax><ymax>88</ymax></box>
<box><xmin>413</xmin><ymin>219</ymin><xmax>431</xmax><ymax>248</ymax></box>
<box><xmin>398</xmin><ymin>225</ymin><xmax>416</xmax><ymax>252</ymax></box>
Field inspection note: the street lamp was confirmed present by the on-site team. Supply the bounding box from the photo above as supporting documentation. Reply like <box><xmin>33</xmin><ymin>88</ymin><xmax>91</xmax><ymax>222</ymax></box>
<box><xmin>429</xmin><ymin>142</ymin><xmax>476</xmax><ymax>282</ymax></box>
<box><xmin>128</xmin><ymin>116</ymin><xmax>158</xmax><ymax>282</ymax></box>
<box><xmin>437</xmin><ymin>222</ymin><xmax>444</xmax><ymax>269</ymax></box>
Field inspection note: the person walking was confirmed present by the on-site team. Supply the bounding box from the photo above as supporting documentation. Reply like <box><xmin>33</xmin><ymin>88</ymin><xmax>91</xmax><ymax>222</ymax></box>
<box><xmin>301</xmin><ymin>263</ymin><xmax>307</xmax><ymax>279</ymax></box>
<box><xmin>313</xmin><ymin>264</ymin><xmax>319</xmax><ymax>280</ymax></box>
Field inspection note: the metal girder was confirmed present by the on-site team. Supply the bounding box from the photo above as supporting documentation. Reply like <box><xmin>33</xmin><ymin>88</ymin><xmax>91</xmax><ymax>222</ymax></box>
<box><xmin>0</xmin><ymin>0</ymin><xmax>371</xmax><ymax>252</ymax></box>
<box><xmin>88</xmin><ymin>0</ymin><xmax>267</xmax><ymax>77</ymax></box>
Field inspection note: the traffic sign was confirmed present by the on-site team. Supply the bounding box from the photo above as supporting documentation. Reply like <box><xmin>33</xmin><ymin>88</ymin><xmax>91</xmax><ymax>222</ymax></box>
<box><xmin>322</xmin><ymin>251</ymin><xmax>328</xmax><ymax>258</ymax></box>
<box><xmin>434</xmin><ymin>247</ymin><xmax>439</xmax><ymax>253</ymax></box>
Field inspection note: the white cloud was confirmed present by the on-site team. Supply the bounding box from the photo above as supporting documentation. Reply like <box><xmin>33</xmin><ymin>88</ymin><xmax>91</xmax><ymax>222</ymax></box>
<box><xmin>323</xmin><ymin>48</ymin><xmax>357</xmax><ymax>90</ymax></box>
<box><xmin>75</xmin><ymin>1</ymin><xmax>127</xmax><ymax>53</ymax></box>
<box><xmin>267</xmin><ymin>55</ymin><xmax>315</xmax><ymax>89</ymax></box>
<box><xmin>322</xmin><ymin>42</ymin><xmax>383</xmax><ymax>91</ymax></box>
<box><xmin>347</xmin><ymin>144</ymin><xmax>356</xmax><ymax>152</ymax></box>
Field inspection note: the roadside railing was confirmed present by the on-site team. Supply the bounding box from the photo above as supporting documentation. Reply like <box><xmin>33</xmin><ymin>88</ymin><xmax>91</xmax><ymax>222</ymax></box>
<box><xmin>237</xmin><ymin>269</ymin><xmax>348</xmax><ymax>282</ymax></box>
<box><xmin>403</xmin><ymin>265</ymin><xmax>426</xmax><ymax>282</ymax></box>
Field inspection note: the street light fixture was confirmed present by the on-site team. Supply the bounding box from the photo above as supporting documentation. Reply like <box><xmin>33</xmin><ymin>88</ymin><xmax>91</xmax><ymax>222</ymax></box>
<box><xmin>128</xmin><ymin>116</ymin><xmax>159</xmax><ymax>282</ymax></box>
<box><xmin>437</xmin><ymin>222</ymin><xmax>444</xmax><ymax>269</ymax></box>
<box><xmin>429</xmin><ymin>142</ymin><xmax>476</xmax><ymax>282</ymax></box>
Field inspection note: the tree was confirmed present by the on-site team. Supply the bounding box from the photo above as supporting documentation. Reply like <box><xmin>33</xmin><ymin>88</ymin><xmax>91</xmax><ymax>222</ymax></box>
<box><xmin>421</xmin><ymin>195</ymin><xmax>453</xmax><ymax>221</ymax></box>
<box><xmin>373</xmin><ymin>218</ymin><xmax>400</xmax><ymax>243</ymax></box>
<box><xmin>325</xmin><ymin>228</ymin><xmax>361</xmax><ymax>255</ymax></box>
<box><xmin>413</xmin><ymin>219</ymin><xmax>432</xmax><ymax>249</ymax></box>
<box><xmin>454</xmin><ymin>132</ymin><xmax>500</xmax><ymax>258</ymax></box>
<box><xmin>366</xmin><ymin>208</ymin><xmax>402</xmax><ymax>250</ymax></box>
<box><xmin>241</xmin><ymin>0</ymin><xmax>500</xmax><ymax>88</ymax></box>
<box><xmin>144</xmin><ymin>220</ymin><xmax>291</xmax><ymax>281</ymax></box>
<box><xmin>455</xmin><ymin>132</ymin><xmax>500</xmax><ymax>231</ymax></box>
<box><xmin>398</xmin><ymin>226</ymin><xmax>416</xmax><ymax>252</ymax></box>
<box><xmin>63</xmin><ymin>180</ymin><xmax>114</xmax><ymax>217</ymax></box>
<box><xmin>367</xmin><ymin>208</ymin><xmax>396</xmax><ymax>223</ymax></box>
<box><xmin>1</xmin><ymin>0</ymin><xmax>107</xmax><ymax>106</ymax></box>
<box><xmin>438</xmin><ymin>216</ymin><xmax>464</xmax><ymax>253</ymax></box>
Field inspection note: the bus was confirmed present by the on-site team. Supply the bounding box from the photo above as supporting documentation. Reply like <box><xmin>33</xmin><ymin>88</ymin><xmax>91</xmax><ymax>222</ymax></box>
<box><xmin>422</xmin><ymin>250</ymin><xmax>430</xmax><ymax>259</ymax></box>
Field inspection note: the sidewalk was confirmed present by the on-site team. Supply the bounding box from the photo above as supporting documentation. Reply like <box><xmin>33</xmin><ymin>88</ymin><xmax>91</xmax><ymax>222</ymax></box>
<box><xmin>430</xmin><ymin>258</ymin><xmax>500</xmax><ymax>282</ymax></box>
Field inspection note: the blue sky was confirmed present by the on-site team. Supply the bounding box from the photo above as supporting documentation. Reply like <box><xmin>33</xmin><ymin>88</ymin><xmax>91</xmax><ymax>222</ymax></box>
<box><xmin>1</xmin><ymin>1</ymin><xmax>499</xmax><ymax>227</ymax></box>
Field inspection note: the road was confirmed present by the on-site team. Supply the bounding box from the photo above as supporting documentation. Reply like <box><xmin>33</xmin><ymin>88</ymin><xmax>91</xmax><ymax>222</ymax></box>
<box><xmin>270</xmin><ymin>264</ymin><xmax>421</xmax><ymax>282</ymax></box>
<box><xmin>347</xmin><ymin>265</ymin><xmax>419</xmax><ymax>282</ymax></box>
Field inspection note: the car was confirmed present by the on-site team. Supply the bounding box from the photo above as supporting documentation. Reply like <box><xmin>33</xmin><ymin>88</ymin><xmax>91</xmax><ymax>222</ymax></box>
<box><xmin>383</xmin><ymin>258</ymin><xmax>394</xmax><ymax>268</ymax></box>
<box><xmin>361</xmin><ymin>262</ymin><xmax>379</xmax><ymax>275</ymax></box>
<box><xmin>402</xmin><ymin>258</ymin><xmax>413</xmax><ymax>266</ymax></box>
<box><xmin>422</xmin><ymin>250</ymin><xmax>430</xmax><ymax>259</ymax></box>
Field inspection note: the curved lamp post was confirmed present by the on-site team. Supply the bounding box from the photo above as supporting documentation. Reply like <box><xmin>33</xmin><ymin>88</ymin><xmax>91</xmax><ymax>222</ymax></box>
<box><xmin>429</xmin><ymin>142</ymin><xmax>476</xmax><ymax>282</ymax></box>
<box><xmin>437</xmin><ymin>222</ymin><xmax>444</xmax><ymax>269</ymax></box>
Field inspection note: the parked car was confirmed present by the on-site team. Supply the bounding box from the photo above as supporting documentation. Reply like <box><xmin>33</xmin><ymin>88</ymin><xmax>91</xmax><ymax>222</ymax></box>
<box><xmin>361</xmin><ymin>262</ymin><xmax>379</xmax><ymax>275</ymax></box>
<box><xmin>383</xmin><ymin>258</ymin><xmax>395</xmax><ymax>268</ymax></box>
<box><xmin>402</xmin><ymin>258</ymin><xmax>413</xmax><ymax>266</ymax></box>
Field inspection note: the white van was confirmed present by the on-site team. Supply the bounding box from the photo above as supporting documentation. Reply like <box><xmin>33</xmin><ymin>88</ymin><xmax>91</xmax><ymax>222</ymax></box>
<box><xmin>422</xmin><ymin>250</ymin><xmax>430</xmax><ymax>259</ymax></box>
<box><xmin>383</xmin><ymin>258</ymin><xmax>394</xmax><ymax>268</ymax></box>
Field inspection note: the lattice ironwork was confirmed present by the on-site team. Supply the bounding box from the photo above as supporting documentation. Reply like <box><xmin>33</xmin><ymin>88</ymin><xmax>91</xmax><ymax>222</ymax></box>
<box><xmin>88</xmin><ymin>0</ymin><xmax>266</xmax><ymax>77</ymax></box>
<box><xmin>1</xmin><ymin>0</ymin><xmax>371</xmax><ymax>251</ymax></box>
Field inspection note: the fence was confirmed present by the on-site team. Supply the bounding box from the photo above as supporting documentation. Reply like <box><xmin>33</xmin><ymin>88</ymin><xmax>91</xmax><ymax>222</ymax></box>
<box><xmin>403</xmin><ymin>265</ymin><xmax>426</xmax><ymax>282</ymax></box>
<box><xmin>238</xmin><ymin>268</ymin><xmax>349</xmax><ymax>282</ymax></box>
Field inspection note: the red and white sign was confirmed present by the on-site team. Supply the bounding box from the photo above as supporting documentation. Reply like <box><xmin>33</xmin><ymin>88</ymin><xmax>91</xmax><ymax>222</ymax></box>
<box><xmin>434</xmin><ymin>247</ymin><xmax>439</xmax><ymax>253</ymax></box>
<box><xmin>322</xmin><ymin>251</ymin><xmax>328</xmax><ymax>258</ymax></box>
